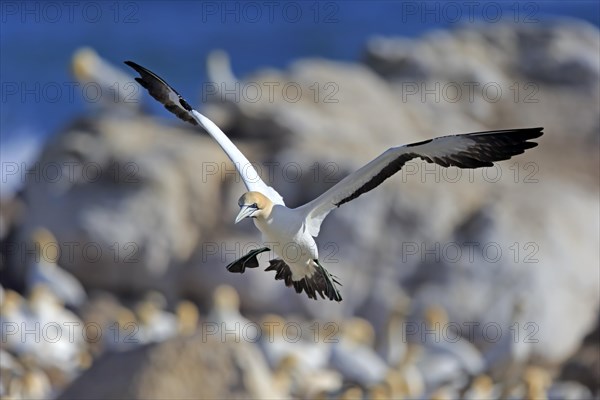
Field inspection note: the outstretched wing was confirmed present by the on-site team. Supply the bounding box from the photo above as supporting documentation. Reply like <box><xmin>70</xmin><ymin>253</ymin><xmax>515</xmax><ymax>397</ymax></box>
<box><xmin>297</xmin><ymin>128</ymin><xmax>543</xmax><ymax>236</ymax></box>
<box><xmin>125</xmin><ymin>61</ymin><xmax>285</xmax><ymax>206</ymax></box>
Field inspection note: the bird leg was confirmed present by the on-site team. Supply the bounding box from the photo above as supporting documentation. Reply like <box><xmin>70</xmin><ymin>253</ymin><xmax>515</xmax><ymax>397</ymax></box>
<box><xmin>225</xmin><ymin>247</ymin><xmax>270</xmax><ymax>274</ymax></box>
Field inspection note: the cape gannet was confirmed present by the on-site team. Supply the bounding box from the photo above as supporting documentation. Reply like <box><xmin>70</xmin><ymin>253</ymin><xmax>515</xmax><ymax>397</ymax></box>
<box><xmin>125</xmin><ymin>61</ymin><xmax>544</xmax><ymax>303</ymax></box>
<box><xmin>27</xmin><ymin>228</ymin><xmax>87</xmax><ymax>309</ymax></box>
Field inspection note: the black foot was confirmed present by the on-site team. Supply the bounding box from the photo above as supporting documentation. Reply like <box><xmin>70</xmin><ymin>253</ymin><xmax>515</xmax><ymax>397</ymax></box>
<box><xmin>226</xmin><ymin>247</ymin><xmax>270</xmax><ymax>274</ymax></box>
<box><xmin>265</xmin><ymin>259</ymin><xmax>342</xmax><ymax>302</ymax></box>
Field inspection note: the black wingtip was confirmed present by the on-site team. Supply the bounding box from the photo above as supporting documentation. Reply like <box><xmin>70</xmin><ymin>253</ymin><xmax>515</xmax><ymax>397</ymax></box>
<box><xmin>452</xmin><ymin>127</ymin><xmax>544</xmax><ymax>167</ymax></box>
<box><xmin>124</xmin><ymin>60</ymin><xmax>143</xmax><ymax>72</ymax></box>
<box><xmin>472</xmin><ymin>127</ymin><xmax>544</xmax><ymax>138</ymax></box>
<box><xmin>530</xmin><ymin>127</ymin><xmax>544</xmax><ymax>137</ymax></box>
<box><xmin>519</xmin><ymin>126</ymin><xmax>544</xmax><ymax>139</ymax></box>
<box><xmin>125</xmin><ymin>61</ymin><xmax>156</xmax><ymax>86</ymax></box>
<box><xmin>123</xmin><ymin>60</ymin><xmax>199</xmax><ymax>126</ymax></box>
<box><xmin>133</xmin><ymin>77</ymin><xmax>148</xmax><ymax>89</ymax></box>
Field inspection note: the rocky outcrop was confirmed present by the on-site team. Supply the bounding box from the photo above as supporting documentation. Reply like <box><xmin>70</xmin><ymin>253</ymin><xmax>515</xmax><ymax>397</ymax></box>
<box><xmin>58</xmin><ymin>335</ymin><xmax>277</xmax><ymax>400</ymax></box>
<box><xmin>11</xmin><ymin>116</ymin><xmax>231</xmax><ymax>297</ymax></box>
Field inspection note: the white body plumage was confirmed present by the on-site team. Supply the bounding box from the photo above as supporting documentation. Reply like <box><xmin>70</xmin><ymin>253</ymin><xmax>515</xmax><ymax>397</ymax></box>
<box><xmin>254</xmin><ymin>205</ymin><xmax>319</xmax><ymax>281</ymax></box>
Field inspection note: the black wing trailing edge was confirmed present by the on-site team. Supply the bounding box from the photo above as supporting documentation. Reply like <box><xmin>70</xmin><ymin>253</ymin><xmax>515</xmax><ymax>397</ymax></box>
<box><xmin>335</xmin><ymin>127</ymin><xmax>543</xmax><ymax>207</ymax></box>
<box><xmin>335</xmin><ymin>152</ymin><xmax>418</xmax><ymax>207</ymax></box>
<box><xmin>265</xmin><ymin>259</ymin><xmax>343</xmax><ymax>302</ymax></box>
<box><xmin>124</xmin><ymin>61</ymin><xmax>198</xmax><ymax>126</ymax></box>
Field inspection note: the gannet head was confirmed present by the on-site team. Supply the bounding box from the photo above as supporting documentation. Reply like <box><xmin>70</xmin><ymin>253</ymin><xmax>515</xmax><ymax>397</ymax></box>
<box><xmin>235</xmin><ymin>191</ymin><xmax>273</xmax><ymax>223</ymax></box>
<box><xmin>213</xmin><ymin>284</ymin><xmax>240</xmax><ymax>311</ymax></box>
<box><xmin>31</xmin><ymin>227</ymin><xmax>59</xmax><ymax>265</ymax></box>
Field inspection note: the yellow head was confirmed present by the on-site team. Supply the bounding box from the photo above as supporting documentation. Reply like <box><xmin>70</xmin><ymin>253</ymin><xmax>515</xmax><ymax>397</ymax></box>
<box><xmin>31</xmin><ymin>227</ymin><xmax>59</xmax><ymax>264</ymax></box>
<box><xmin>234</xmin><ymin>191</ymin><xmax>273</xmax><ymax>223</ymax></box>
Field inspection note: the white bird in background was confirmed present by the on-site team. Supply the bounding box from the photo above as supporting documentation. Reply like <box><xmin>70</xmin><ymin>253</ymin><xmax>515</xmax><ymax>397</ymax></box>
<box><xmin>126</xmin><ymin>61</ymin><xmax>543</xmax><ymax>302</ymax></box>
<box><xmin>329</xmin><ymin>317</ymin><xmax>389</xmax><ymax>386</ymax></box>
<box><xmin>72</xmin><ymin>47</ymin><xmax>142</xmax><ymax>109</ymax></box>
<box><xmin>27</xmin><ymin>228</ymin><xmax>87</xmax><ymax>309</ymax></box>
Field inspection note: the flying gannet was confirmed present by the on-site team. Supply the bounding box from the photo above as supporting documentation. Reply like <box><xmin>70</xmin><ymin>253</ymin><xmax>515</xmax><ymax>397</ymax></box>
<box><xmin>125</xmin><ymin>61</ymin><xmax>543</xmax><ymax>303</ymax></box>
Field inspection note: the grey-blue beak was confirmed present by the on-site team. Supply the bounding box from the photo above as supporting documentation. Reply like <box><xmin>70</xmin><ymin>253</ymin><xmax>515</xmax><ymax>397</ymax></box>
<box><xmin>235</xmin><ymin>205</ymin><xmax>256</xmax><ymax>224</ymax></box>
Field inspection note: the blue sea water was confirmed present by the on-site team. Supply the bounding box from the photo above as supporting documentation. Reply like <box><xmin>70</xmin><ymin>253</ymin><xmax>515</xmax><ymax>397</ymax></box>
<box><xmin>1</xmin><ymin>1</ymin><xmax>598</xmax><ymax>195</ymax></box>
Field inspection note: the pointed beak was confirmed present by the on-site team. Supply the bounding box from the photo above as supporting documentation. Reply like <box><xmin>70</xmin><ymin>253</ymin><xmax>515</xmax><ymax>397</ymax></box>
<box><xmin>235</xmin><ymin>205</ymin><xmax>256</xmax><ymax>224</ymax></box>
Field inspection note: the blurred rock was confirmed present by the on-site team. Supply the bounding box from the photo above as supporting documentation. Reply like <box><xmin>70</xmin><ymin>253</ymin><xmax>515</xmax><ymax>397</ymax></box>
<box><xmin>11</xmin><ymin>116</ymin><xmax>229</xmax><ymax>298</ymax></box>
<box><xmin>0</xmin><ymin>196</ymin><xmax>24</xmax><ymax>288</ymax></box>
<box><xmin>57</xmin><ymin>334</ymin><xmax>282</xmax><ymax>400</ymax></box>
<box><xmin>364</xmin><ymin>20</ymin><xmax>600</xmax><ymax>152</ymax></box>
<box><xmin>79</xmin><ymin>291</ymin><xmax>140</xmax><ymax>354</ymax></box>
<box><xmin>558</xmin><ymin>317</ymin><xmax>600</xmax><ymax>395</ymax></box>
<box><xmin>548</xmin><ymin>381</ymin><xmax>594</xmax><ymax>400</ymax></box>
<box><xmin>0</xmin><ymin>196</ymin><xmax>23</xmax><ymax>242</ymax></box>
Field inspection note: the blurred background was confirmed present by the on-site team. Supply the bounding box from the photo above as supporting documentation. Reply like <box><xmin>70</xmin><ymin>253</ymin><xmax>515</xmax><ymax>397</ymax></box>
<box><xmin>1</xmin><ymin>1</ymin><xmax>599</xmax><ymax>399</ymax></box>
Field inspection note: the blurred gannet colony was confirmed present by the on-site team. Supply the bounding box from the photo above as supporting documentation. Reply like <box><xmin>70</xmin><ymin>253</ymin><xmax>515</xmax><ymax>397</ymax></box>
<box><xmin>1</xmin><ymin>20</ymin><xmax>598</xmax><ymax>399</ymax></box>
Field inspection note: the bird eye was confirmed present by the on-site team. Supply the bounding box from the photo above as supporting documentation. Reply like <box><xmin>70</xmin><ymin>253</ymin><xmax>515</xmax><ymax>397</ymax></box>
<box><xmin>252</xmin><ymin>203</ymin><xmax>258</xmax><ymax>209</ymax></box>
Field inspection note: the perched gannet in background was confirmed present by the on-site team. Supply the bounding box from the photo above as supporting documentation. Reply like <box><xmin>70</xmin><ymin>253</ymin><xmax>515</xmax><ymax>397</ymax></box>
<box><xmin>18</xmin><ymin>362</ymin><xmax>52</xmax><ymax>400</ymax></box>
<box><xmin>27</xmin><ymin>228</ymin><xmax>87</xmax><ymax>309</ymax></box>
<box><xmin>259</xmin><ymin>314</ymin><xmax>331</xmax><ymax>373</ymax></box>
<box><xmin>27</xmin><ymin>286</ymin><xmax>87</xmax><ymax>374</ymax></box>
<box><xmin>0</xmin><ymin>348</ymin><xmax>23</xmax><ymax>398</ymax></box>
<box><xmin>126</xmin><ymin>61</ymin><xmax>544</xmax><ymax>302</ymax></box>
<box><xmin>175</xmin><ymin>300</ymin><xmax>200</xmax><ymax>336</ymax></box>
<box><xmin>72</xmin><ymin>48</ymin><xmax>141</xmax><ymax>109</ymax></box>
<box><xmin>463</xmin><ymin>374</ymin><xmax>499</xmax><ymax>400</ymax></box>
<box><xmin>412</xmin><ymin>305</ymin><xmax>485</xmax><ymax>391</ymax></box>
<box><xmin>329</xmin><ymin>318</ymin><xmax>388</xmax><ymax>386</ymax></box>
<box><xmin>0</xmin><ymin>289</ymin><xmax>31</xmax><ymax>356</ymax></box>
<box><xmin>523</xmin><ymin>366</ymin><xmax>552</xmax><ymax>400</ymax></box>
<box><xmin>134</xmin><ymin>291</ymin><xmax>178</xmax><ymax>344</ymax></box>
<box><xmin>206</xmin><ymin>285</ymin><xmax>261</xmax><ymax>342</ymax></box>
